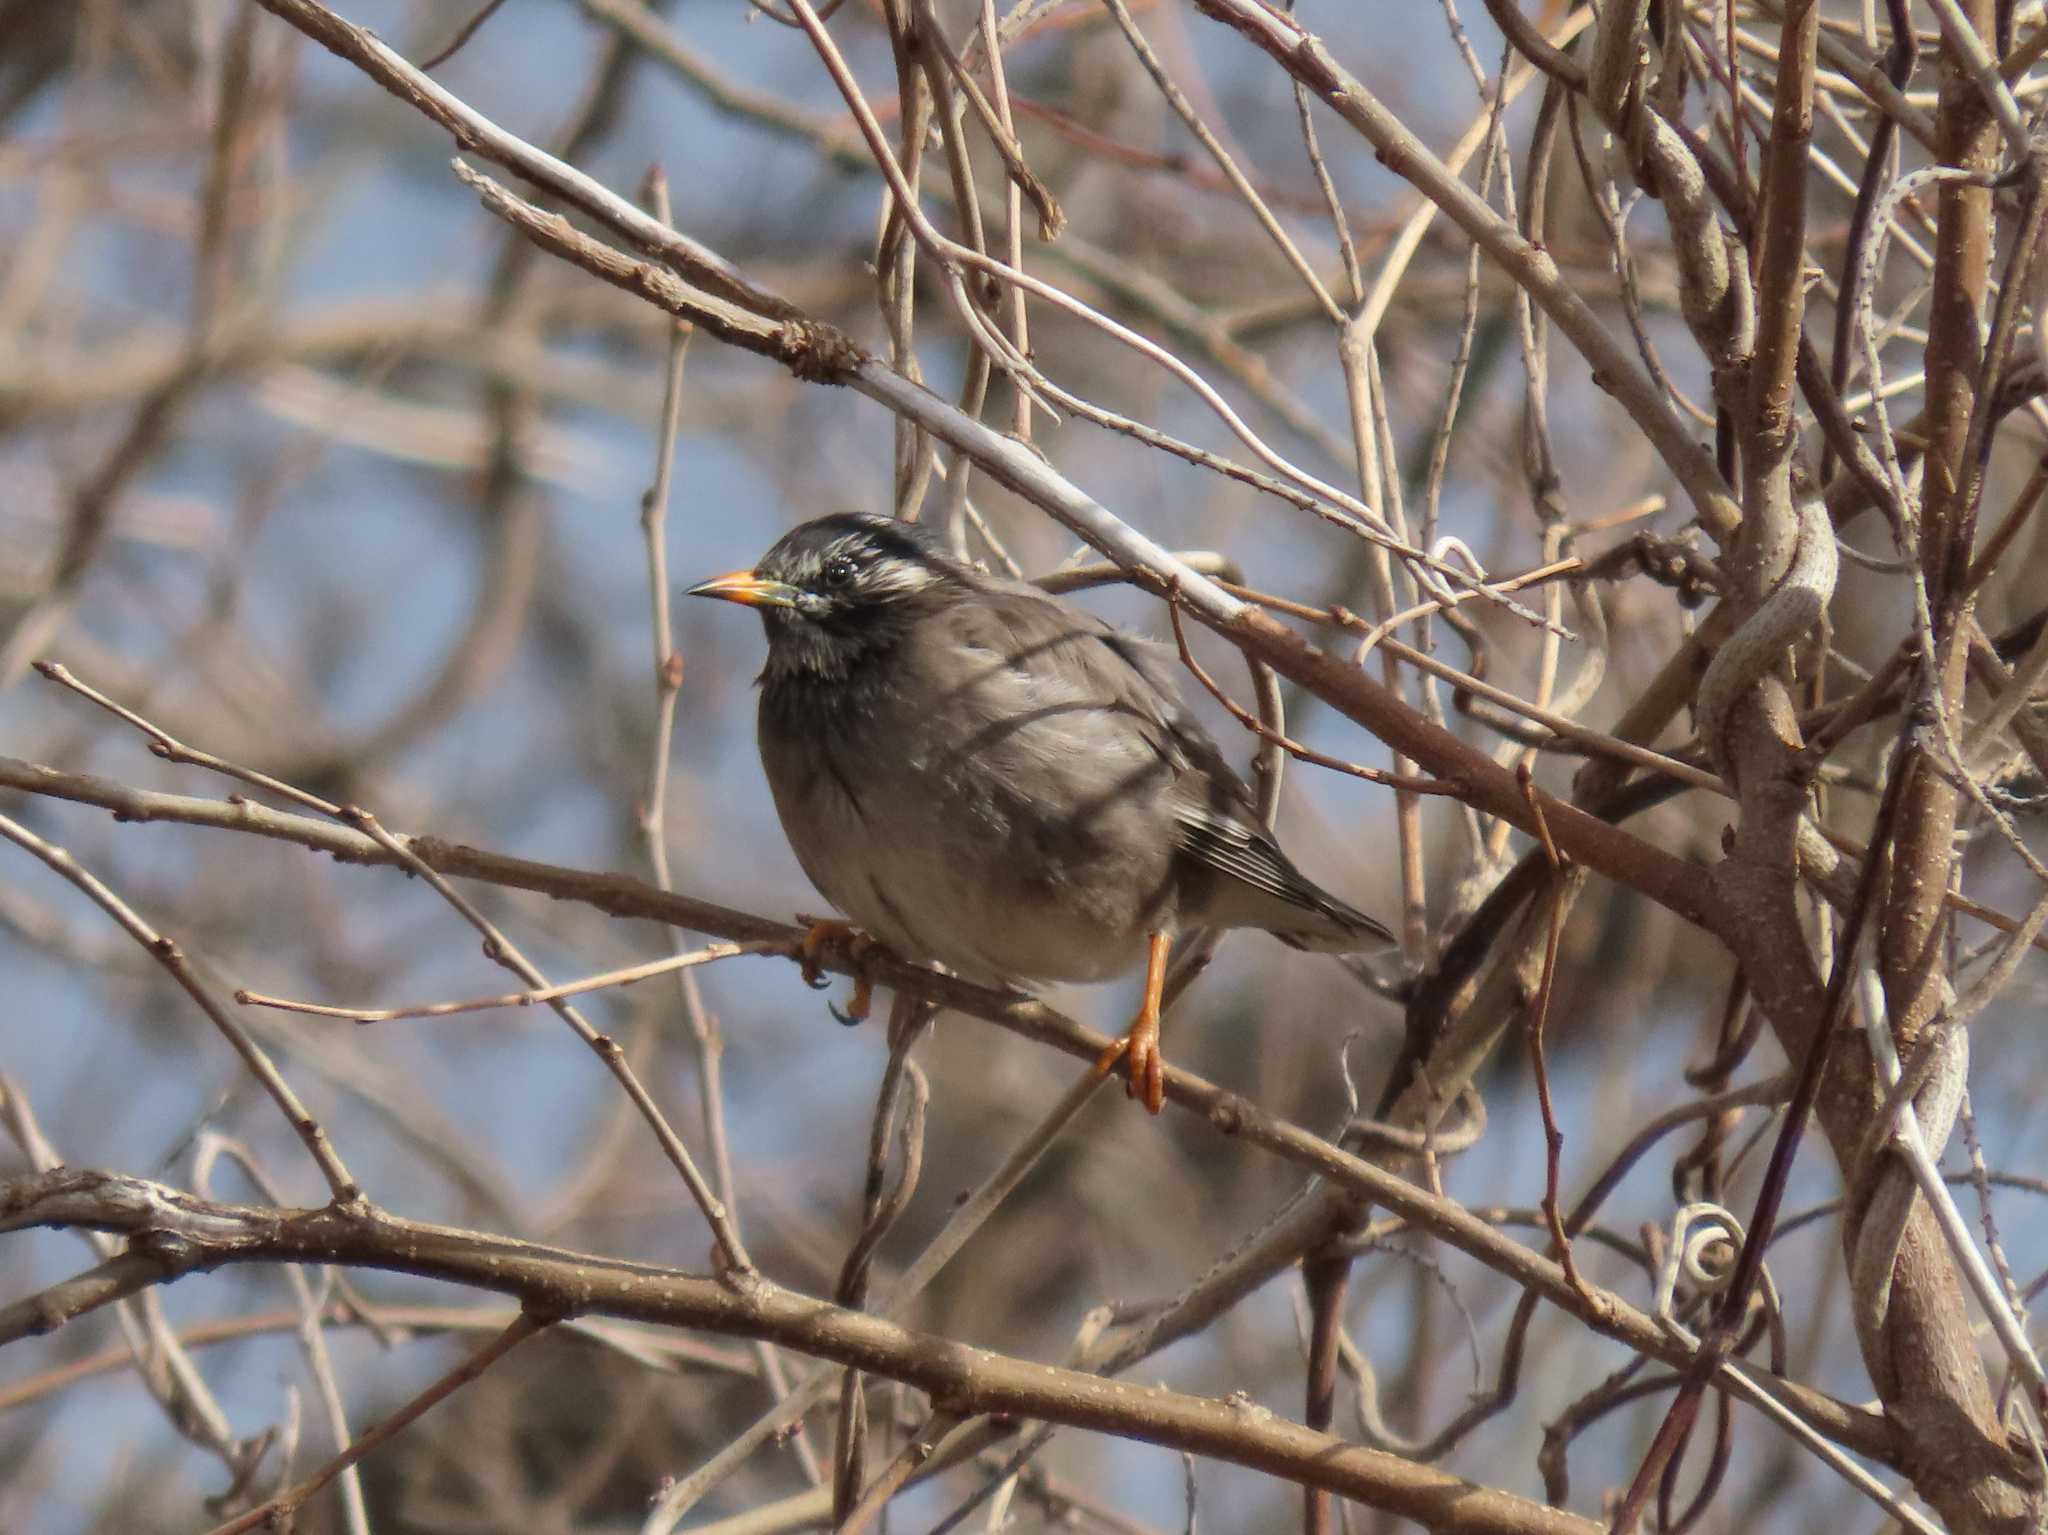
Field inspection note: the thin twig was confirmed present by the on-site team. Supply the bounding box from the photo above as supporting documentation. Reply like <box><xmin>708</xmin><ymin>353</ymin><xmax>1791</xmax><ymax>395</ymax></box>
<box><xmin>237</xmin><ymin>942</ymin><xmax>775</xmax><ymax>1022</ymax></box>
<box><xmin>1515</xmin><ymin>762</ymin><xmax>1592</xmax><ymax>1306</ymax></box>
<box><xmin>0</xmin><ymin>810</ymin><xmax>360</xmax><ymax>1203</ymax></box>
<box><xmin>199</xmin><ymin>1311</ymin><xmax>549</xmax><ymax>1535</ymax></box>
<box><xmin>32</xmin><ymin>661</ymin><xmax>756</xmax><ymax>1281</ymax></box>
<box><xmin>418</xmin><ymin>0</ymin><xmax>511</xmax><ymax>71</ymax></box>
<box><xmin>1163</xmin><ymin>587</ymin><xmax>1451</xmax><ymax>796</ymax></box>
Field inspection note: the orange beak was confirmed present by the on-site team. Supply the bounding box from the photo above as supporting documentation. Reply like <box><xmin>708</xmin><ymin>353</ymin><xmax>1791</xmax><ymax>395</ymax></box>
<box><xmin>686</xmin><ymin>569</ymin><xmax>801</xmax><ymax>609</ymax></box>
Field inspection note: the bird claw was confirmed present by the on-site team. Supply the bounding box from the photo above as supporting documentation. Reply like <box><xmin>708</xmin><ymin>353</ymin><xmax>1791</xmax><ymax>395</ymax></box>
<box><xmin>1092</xmin><ymin>1011</ymin><xmax>1166</xmax><ymax>1115</ymax></box>
<box><xmin>796</xmin><ymin>918</ymin><xmax>877</xmax><ymax>1024</ymax></box>
<box><xmin>796</xmin><ymin>917</ymin><xmax>848</xmax><ymax>987</ymax></box>
<box><xmin>829</xmin><ymin>973</ymin><xmax>874</xmax><ymax>1027</ymax></box>
<box><xmin>1090</xmin><ymin>931</ymin><xmax>1170</xmax><ymax>1114</ymax></box>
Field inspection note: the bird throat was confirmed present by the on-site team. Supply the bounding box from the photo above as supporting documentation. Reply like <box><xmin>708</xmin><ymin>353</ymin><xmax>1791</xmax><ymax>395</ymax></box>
<box><xmin>757</xmin><ymin>605</ymin><xmax>912</xmax><ymax>702</ymax></box>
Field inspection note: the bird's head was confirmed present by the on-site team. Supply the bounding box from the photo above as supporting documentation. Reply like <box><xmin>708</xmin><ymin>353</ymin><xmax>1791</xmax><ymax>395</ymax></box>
<box><xmin>688</xmin><ymin>513</ymin><xmax>964</xmax><ymax>681</ymax></box>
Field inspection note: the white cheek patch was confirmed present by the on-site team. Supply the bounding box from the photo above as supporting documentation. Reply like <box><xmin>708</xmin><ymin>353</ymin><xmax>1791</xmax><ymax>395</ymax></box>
<box><xmin>860</xmin><ymin>560</ymin><xmax>941</xmax><ymax>601</ymax></box>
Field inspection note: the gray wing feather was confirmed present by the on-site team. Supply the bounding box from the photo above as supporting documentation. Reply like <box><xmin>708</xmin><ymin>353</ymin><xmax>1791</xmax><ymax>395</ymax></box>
<box><xmin>1174</xmin><ymin>806</ymin><xmax>1319</xmax><ymax>910</ymax></box>
<box><xmin>1173</xmin><ymin>802</ymin><xmax>1390</xmax><ymax>942</ymax></box>
<box><xmin>965</xmin><ymin>575</ymin><xmax>1389</xmax><ymax>949</ymax></box>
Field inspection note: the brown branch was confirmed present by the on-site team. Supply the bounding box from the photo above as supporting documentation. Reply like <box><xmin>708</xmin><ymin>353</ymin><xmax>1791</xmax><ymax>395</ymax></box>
<box><xmin>835</xmin><ymin>1409</ymin><xmax>964</xmax><ymax>1535</ymax></box>
<box><xmin>0</xmin><ymin>811</ymin><xmax>360</xmax><ymax>1203</ymax></box>
<box><xmin>200</xmin><ymin>1311</ymin><xmax>548</xmax><ymax>1535</ymax></box>
<box><xmin>148</xmin><ymin>135</ymin><xmax>1739</xmax><ymax>946</ymax></box>
<box><xmin>1183</xmin><ymin>0</ymin><xmax>1740</xmax><ymax>543</ymax></box>
<box><xmin>7</xmin><ymin>1168</ymin><xmax>1601</xmax><ymax>1535</ymax></box>
<box><xmin>224</xmin><ymin>38</ymin><xmax>1697</xmax><ymax>895</ymax></box>
<box><xmin>247</xmin><ymin>0</ymin><xmax>804</xmax><ymax>321</ymax></box>
<box><xmin>1740</xmin><ymin>0</ymin><xmax>1820</xmax><ymax>526</ymax></box>
<box><xmin>1859</xmin><ymin>1</ymin><xmax>2028</xmax><ymax>1524</ymax></box>
<box><xmin>1515</xmin><ymin>764</ymin><xmax>1591</xmax><ymax>1307</ymax></box>
<box><xmin>1209</xmin><ymin>614</ymin><xmax>1721</xmax><ymax>934</ymax></box>
<box><xmin>0</xmin><ymin>1301</ymin><xmax>754</xmax><ymax>1415</ymax></box>
<box><xmin>0</xmin><ymin>757</ymin><xmax>1894</xmax><ymax>1464</ymax></box>
<box><xmin>1163</xmin><ymin>590</ymin><xmax>1449</xmax><ymax>795</ymax></box>
<box><xmin>28</xmin><ymin>659</ymin><xmax>760</xmax><ymax>1283</ymax></box>
<box><xmin>418</xmin><ymin>0</ymin><xmax>511</xmax><ymax>71</ymax></box>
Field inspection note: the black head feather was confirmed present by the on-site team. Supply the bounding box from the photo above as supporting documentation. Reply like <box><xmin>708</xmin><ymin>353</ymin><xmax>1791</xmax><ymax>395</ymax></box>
<box><xmin>746</xmin><ymin>513</ymin><xmax>968</xmax><ymax>683</ymax></box>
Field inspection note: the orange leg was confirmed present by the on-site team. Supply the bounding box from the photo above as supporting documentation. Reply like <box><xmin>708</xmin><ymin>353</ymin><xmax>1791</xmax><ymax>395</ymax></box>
<box><xmin>1092</xmin><ymin>931</ymin><xmax>1171</xmax><ymax>1114</ymax></box>
<box><xmin>796</xmin><ymin>918</ymin><xmax>876</xmax><ymax>1024</ymax></box>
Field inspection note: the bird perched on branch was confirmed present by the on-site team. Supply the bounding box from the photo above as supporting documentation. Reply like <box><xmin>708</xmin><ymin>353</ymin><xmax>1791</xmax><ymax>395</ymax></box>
<box><xmin>689</xmin><ymin>512</ymin><xmax>1390</xmax><ymax>1112</ymax></box>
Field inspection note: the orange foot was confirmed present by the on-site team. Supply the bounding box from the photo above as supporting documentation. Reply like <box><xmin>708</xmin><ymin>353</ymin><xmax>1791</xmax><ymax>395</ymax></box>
<box><xmin>796</xmin><ymin>918</ymin><xmax>877</xmax><ymax>1025</ymax></box>
<box><xmin>1090</xmin><ymin>931</ymin><xmax>1171</xmax><ymax>1114</ymax></box>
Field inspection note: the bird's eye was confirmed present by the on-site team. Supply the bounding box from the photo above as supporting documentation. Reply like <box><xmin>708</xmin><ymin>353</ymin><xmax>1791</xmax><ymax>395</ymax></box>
<box><xmin>821</xmin><ymin>554</ymin><xmax>858</xmax><ymax>588</ymax></box>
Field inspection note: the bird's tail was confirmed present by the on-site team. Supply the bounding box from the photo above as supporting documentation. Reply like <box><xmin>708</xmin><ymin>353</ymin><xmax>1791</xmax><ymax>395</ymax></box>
<box><xmin>1274</xmin><ymin>894</ymin><xmax>1395</xmax><ymax>955</ymax></box>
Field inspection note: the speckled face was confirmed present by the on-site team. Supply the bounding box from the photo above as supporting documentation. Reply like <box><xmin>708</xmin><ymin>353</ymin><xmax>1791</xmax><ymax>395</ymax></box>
<box><xmin>688</xmin><ymin>513</ymin><xmax>961</xmax><ymax>682</ymax></box>
<box><xmin>756</xmin><ymin>514</ymin><xmax>950</xmax><ymax>622</ymax></box>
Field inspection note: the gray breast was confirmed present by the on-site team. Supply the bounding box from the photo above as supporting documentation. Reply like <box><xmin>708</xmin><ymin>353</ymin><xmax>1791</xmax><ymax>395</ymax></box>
<box><xmin>755</xmin><ymin>608</ymin><xmax>1182</xmax><ymax>986</ymax></box>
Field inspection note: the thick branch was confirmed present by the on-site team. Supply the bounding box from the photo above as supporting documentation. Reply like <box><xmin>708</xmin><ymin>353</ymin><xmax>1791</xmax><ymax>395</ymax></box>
<box><xmin>1</xmin><ymin>1168</ymin><xmax>1599</xmax><ymax>1535</ymax></box>
<box><xmin>0</xmin><ymin>754</ymin><xmax>1893</xmax><ymax>1464</ymax></box>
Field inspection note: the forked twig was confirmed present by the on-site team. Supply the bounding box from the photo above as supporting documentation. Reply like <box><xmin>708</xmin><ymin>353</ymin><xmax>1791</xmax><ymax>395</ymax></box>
<box><xmin>1163</xmin><ymin>585</ymin><xmax>1451</xmax><ymax>797</ymax></box>
<box><xmin>237</xmin><ymin>942</ymin><xmax>775</xmax><ymax>1022</ymax></box>
<box><xmin>198</xmin><ymin>1312</ymin><xmax>549</xmax><ymax>1535</ymax></box>
<box><xmin>32</xmin><ymin>660</ymin><xmax>756</xmax><ymax>1281</ymax></box>
<box><xmin>1515</xmin><ymin>763</ymin><xmax>1591</xmax><ymax>1307</ymax></box>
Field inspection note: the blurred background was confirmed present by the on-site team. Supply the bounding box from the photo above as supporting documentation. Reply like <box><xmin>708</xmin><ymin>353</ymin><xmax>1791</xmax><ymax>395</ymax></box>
<box><xmin>4</xmin><ymin>1</ymin><xmax>2047</xmax><ymax>1531</ymax></box>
